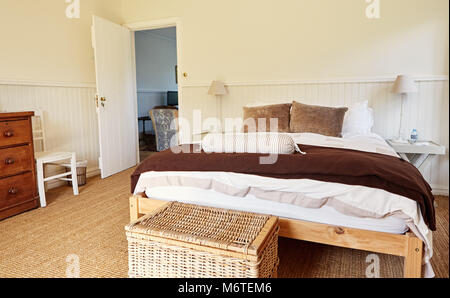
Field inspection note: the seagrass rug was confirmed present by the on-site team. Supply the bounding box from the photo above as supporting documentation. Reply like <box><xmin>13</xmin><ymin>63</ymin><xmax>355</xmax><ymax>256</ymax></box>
<box><xmin>0</xmin><ymin>168</ymin><xmax>448</xmax><ymax>278</ymax></box>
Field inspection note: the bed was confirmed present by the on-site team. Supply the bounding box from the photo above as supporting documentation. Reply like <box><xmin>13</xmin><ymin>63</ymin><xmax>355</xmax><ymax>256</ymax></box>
<box><xmin>129</xmin><ymin>131</ymin><xmax>436</xmax><ymax>278</ymax></box>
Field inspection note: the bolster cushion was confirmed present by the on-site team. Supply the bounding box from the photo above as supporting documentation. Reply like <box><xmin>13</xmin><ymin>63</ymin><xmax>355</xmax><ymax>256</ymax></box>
<box><xmin>202</xmin><ymin>133</ymin><xmax>301</xmax><ymax>154</ymax></box>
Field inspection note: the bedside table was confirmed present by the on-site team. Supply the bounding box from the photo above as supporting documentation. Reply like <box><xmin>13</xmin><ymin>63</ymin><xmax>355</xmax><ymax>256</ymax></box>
<box><xmin>387</xmin><ymin>140</ymin><xmax>446</xmax><ymax>168</ymax></box>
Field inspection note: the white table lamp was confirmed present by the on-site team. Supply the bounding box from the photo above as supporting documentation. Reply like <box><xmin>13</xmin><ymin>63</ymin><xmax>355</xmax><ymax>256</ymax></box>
<box><xmin>393</xmin><ymin>75</ymin><xmax>418</xmax><ymax>142</ymax></box>
<box><xmin>208</xmin><ymin>81</ymin><xmax>228</xmax><ymax>130</ymax></box>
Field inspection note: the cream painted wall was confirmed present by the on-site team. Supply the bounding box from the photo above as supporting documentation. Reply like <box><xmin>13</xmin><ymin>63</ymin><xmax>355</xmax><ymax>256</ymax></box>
<box><xmin>0</xmin><ymin>0</ymin><xmax>448</xmax><ymax>192</ymax></box>
<box><xmin>121</xmin><ymin>0</ymin><xmax>449</xmax><ymax>193</ymax></box>
<box><xmin>0</xmin><ymin>0</ymin><xmax>123</xmax><ymax>84</ymax></box>
<box><xmin>121</xmin><ymin>0</ymin><xmax>449</xmax><ymax>84</ymax></box>
<box><xmin>0</xmin><ymin>0</ymin><xmax>123</xmax><ymax>189</ymax></box>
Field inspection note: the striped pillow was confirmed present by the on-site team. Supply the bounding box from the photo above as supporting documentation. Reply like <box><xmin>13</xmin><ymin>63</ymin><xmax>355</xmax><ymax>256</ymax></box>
<box><xmin>202</xmin><ymin>133</ymin><xmax>305</xmax><ymax>154</ymax></box>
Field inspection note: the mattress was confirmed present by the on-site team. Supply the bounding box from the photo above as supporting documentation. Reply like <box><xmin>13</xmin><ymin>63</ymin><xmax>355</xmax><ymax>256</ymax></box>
<box><xmin>145</xmin><ymin>186</ymin><xmax>410</xmax><ymax>235</ymax></box>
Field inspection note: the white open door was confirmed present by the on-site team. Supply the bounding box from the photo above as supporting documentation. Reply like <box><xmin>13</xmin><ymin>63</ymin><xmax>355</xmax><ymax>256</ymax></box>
<box><xmin>92</xmin><ymin>15</ymin><xmax>138</xmax><ymax>178</ymax></box>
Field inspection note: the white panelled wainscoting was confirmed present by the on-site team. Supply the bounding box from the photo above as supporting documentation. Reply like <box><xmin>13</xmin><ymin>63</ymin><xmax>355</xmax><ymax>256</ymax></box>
<box><xmin>181</xmin><ymin>76</ymin><xmax>449</xmax><ymax>195</ymax></box>
<box><xmin>0</xmin><ymin>82</ymin><xmax>100</xmax><ymax>189</ymax></box>
<box><xmin>1</xmin><ymin>76</ymin><xmax>448</xmax><ymax>194</ymax></box>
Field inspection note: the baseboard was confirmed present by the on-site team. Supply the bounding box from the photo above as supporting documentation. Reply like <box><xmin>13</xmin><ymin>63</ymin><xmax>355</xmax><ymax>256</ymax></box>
<box><xmin>432</xmin><ymin>186</ymin><xmax>449</xmax><ymax>197</ymax></box>
<box><xmin>46</xmin><ymin>167</ymin><xmax>100</xmax><ymax>190</ymax></box>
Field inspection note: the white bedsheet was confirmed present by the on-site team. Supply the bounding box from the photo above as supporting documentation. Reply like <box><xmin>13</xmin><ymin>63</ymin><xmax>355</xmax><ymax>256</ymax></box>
<box><xmin>134</xmin><ymin>133</ymin><xmax>434</xmax><ymax>277</ymax></box>
<box><xmin>145</xmin><ymin>186</ymin><xmax>409</xmax><ymax>234</ymax></box>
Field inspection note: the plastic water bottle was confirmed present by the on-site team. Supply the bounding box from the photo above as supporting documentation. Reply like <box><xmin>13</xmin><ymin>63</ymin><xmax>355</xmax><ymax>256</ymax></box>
<box><xmin>410</xmin><ymin>129</ymin><xmax>418</xmax><ymax>144</ymax></box>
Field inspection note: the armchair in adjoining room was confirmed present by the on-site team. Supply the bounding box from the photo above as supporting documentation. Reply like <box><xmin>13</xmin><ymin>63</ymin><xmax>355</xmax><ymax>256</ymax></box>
<box><xmin>150</xmin><ymin>108</ymin><xmax>179</xmax><ymax>152</ymax></box>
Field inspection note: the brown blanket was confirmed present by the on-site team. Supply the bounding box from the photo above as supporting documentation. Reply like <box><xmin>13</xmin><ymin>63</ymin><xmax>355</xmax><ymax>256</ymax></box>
<box><xmin>131</xmin><ymin>144</ymin><xmax>436</xmax><ymax>230</ymax></box>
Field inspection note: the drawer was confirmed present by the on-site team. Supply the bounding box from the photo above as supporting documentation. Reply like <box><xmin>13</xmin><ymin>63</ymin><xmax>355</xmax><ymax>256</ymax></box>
<box><xmin>0</xmin><ymin>145</ymin><xmax>33</xmax><ymax>178</ymax></box>
<box><xmin>0</xmin><ymin>172</ymin><xmax>36</xmax><ymax>211</ymax></box>
<box><xmin>0</xmin><ymin>119</ymin><xmax>32</xmax><ymax>147</ymax></box>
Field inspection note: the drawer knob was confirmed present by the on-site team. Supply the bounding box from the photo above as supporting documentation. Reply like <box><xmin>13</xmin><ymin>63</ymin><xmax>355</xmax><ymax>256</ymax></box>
<box><xmin>3</xmin><ymin>130</ymin><xmax>14</xmax><ymax>137</ymax></box>
<box><xmin>8</xmin><ymin>188</ymin><xmax>19</xmax><ymax>195</ymax></box>
<box><xmin>5</xmin><ymin>158</ymin><xmax>15</xmax><ymax>165</ymax></box>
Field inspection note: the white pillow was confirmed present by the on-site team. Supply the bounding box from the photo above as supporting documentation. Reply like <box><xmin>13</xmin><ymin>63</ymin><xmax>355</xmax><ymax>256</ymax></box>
<box><xmin>342</xmin><ymin>101</ymin><xmax>374</xmax><ymax>137</ymax></box>
<box><xmin>202</xmin><ymin>133</ymin><xmax>304</xmax><ymax>154</ymax></box>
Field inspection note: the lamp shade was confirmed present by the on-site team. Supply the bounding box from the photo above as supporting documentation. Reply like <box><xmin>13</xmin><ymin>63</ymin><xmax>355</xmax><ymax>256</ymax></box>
<box><xmin>393</xmin><ymin>75</ymin><xmax>418</xmax><ymax>94</ymax></box>
<box><xmin>208</xmin><ymin>81</ymin><xmax>228</xmax><ymax>96</ymax></box>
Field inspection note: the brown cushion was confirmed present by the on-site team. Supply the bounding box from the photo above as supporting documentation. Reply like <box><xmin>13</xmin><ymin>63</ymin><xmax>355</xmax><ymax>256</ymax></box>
<box><xmin>242</xmin><ymin>103</ymin><xmax>292</xmax><ymax>133</ymax></box>
<box><xmin>290</xmin><ymin>101</ymin><xmax>348</xmax><ymax>137</ymax></box>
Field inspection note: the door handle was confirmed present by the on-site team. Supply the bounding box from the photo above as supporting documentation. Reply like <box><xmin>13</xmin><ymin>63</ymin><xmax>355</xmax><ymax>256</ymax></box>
<box><xmin>95</xmin><ymin>95</ymin><xmax>106</xmax><ymax>108</ymax></box>
<box><xmin>100</xmin><ymin>97</ymin><xmax>106</xmax><ymax>107</ymax></box>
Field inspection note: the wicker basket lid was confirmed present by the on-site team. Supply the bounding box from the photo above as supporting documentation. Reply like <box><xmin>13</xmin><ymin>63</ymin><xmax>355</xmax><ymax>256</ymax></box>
<box><xmin>125</xmin><ymin>202</ymin><xmax>278</xmax><ymax>257</ymax></box>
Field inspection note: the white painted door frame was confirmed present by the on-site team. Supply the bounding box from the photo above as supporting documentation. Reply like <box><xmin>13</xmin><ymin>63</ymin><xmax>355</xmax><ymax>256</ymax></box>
<box><xmin>125</xmin><ymin>18</ymin><xmax>184</xmax><ymax>162</ymax></box>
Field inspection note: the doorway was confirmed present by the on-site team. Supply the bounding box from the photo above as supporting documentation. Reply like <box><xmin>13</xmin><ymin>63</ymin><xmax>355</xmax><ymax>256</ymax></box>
<box><xmin>92</xmin><ymin>16</ymin><xmax>182</xmax><ymax>178</ymax></box>
<box><xmin>134</xmin><ymin>27</ymin><xmax>179</xmax><ymax>161</ymax></box>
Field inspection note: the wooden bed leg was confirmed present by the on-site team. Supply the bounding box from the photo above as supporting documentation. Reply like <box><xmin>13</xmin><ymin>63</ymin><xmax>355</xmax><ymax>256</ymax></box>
<box><xmin>129</xmin><ymin>196</ymin><xmax>140</xmax><ymax>221</ymax></box>
<box><xmin>404</xmin><ymin>235</ymin><xmax>423</xmax><ymax>278</ymax></box>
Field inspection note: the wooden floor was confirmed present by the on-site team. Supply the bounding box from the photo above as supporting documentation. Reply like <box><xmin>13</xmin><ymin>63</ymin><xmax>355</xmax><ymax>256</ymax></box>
<box><xmin>0</xmin><ymin>168</ymin><xmax>448</xmax><ymax>278</ymax></box>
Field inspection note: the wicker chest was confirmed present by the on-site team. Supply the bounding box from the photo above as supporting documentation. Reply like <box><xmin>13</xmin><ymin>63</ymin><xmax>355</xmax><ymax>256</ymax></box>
<box><xmin>125</xmin><ymin>202</ymin><xmax>279</xmax><ymax>278</ymax></box>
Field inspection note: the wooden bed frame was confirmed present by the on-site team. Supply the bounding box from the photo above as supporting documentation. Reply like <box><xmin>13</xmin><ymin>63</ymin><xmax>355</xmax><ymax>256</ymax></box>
<box><xmin>129</xmin><ymin>193</ymin><xmax>424</xmax><ymax>278</ymax></box>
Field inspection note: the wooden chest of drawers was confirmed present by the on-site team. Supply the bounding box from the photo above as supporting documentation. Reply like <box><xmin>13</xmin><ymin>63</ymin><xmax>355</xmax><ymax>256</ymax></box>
<box><xmin>0</xmin><ymin>112</ymin><xmax>39</xmax><ymax>220</ymax></box>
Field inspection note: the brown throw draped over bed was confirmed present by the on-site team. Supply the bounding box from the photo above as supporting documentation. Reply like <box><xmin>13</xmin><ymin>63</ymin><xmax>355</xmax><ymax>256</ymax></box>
<box><xmin>131</xmin><ymin>144</ymin><xmax>436</xmax><ymax>231</ymax></box>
